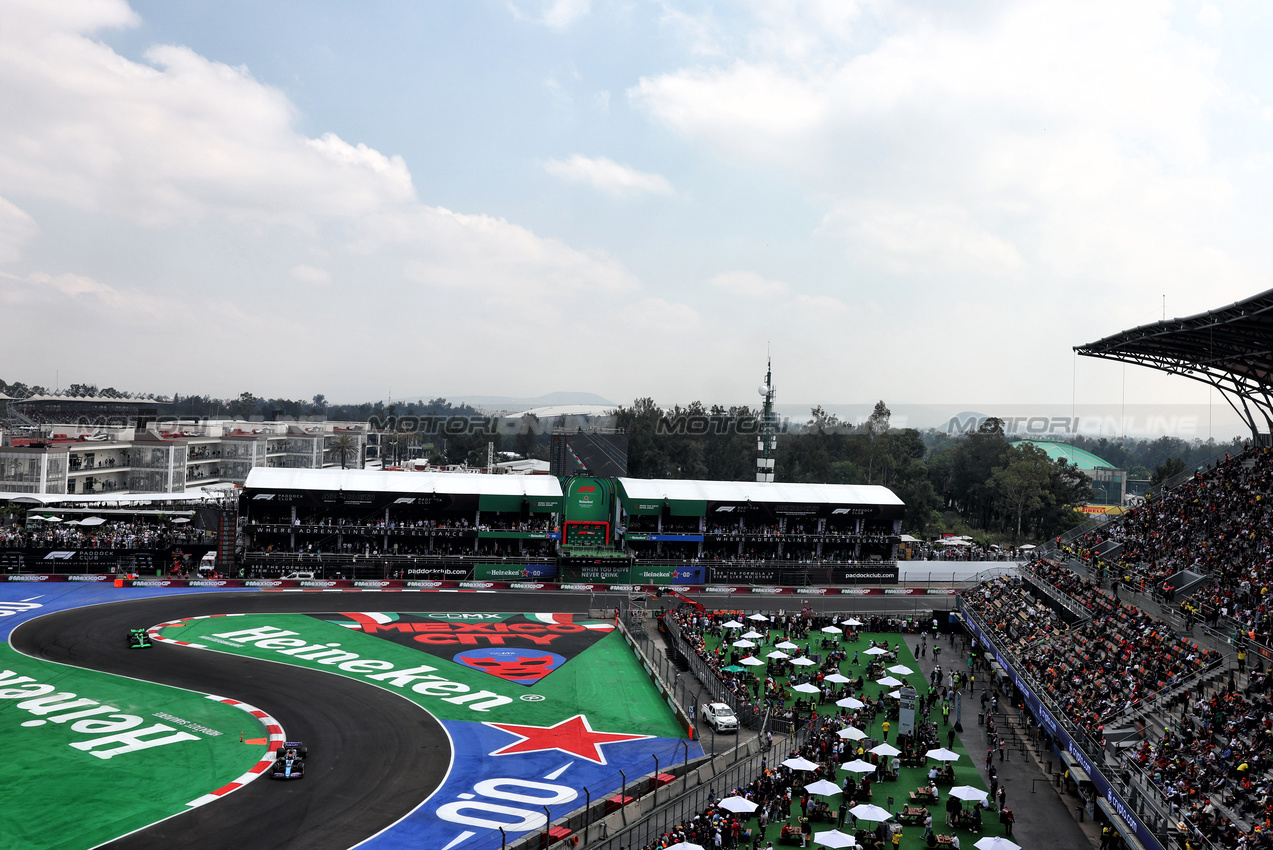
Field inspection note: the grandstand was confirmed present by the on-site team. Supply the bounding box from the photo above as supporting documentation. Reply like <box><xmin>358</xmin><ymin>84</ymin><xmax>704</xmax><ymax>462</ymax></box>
<box><xmin>232</xmin><ymin>468</ymin><xmax>905</xmax><ymax>584</ymax></box>
<box><xmin>957</xmin><ymin>289</ymin><xmax>1273</xmax><ymax>850</ymax></box>
<box><xmin>616</xmin><ymin>477</ymin><xmax>903</xmax><ymax>584</ymax></box>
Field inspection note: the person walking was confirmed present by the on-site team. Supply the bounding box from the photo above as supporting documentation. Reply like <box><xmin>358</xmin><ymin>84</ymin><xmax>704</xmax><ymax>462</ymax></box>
<box><xmin>882</xmin><ymin>719</ymin><xmax>890</xmax><ymax>742</ymax></box>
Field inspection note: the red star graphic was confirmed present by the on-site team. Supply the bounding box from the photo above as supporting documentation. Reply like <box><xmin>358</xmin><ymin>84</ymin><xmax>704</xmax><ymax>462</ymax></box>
<box><xmin>484</xmin><ymin>715</ymin><xmax>651</xmax><ymax>764</ymax></box>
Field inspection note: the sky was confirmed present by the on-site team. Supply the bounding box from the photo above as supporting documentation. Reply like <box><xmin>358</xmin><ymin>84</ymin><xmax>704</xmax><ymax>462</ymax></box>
<box><xmin>2</xmin><ymin>0</ymin><xmax>1273</xmax><ymax>414</ymax></box>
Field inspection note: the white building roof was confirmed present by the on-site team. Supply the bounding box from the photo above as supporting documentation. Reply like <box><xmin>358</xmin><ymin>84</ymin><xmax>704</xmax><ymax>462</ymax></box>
<box><xmin>616</xmin><ymin>477</ymin><xmax>903</xmax><ymax>506</ymax></box>
<box><xmin>0</xmin><ymin>486</ymin><xmax>231</xmax><ymax>506</ymax></box>
<box><xmin>243</xmin><ymin>467</ymin><xmax>563</xmax><ymax>498</ymax></box>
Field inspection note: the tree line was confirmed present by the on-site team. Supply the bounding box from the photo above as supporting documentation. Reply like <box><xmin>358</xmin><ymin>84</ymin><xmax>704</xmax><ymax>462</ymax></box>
<box><xmin>611</xmin><ymin>398</ymin><xmax>1234</xmax><ymax>541</ymax></box>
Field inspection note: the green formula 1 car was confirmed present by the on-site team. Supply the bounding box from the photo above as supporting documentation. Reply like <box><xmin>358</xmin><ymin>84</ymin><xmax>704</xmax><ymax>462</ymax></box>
<box><xmin>127</xmin><ymin>628</ymin><xmax>152</xmax><ymax>649</ymax></box>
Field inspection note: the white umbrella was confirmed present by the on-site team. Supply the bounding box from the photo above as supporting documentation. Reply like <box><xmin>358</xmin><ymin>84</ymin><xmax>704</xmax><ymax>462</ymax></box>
<box><xmin>742</xmin><ymin>630</ymin><xmax>765</xmax><ymax>639</ymax></box>
<box><xmin>740</xmin><ymin>656</ymin><xmax>765</xmax><ymax>666</ymax></box>
<box><xmin>887</xmin><ymin>690</ymin><xmax>903</xmax><ymax>699</ymax></box>
<box><xmin>666</xmin><ymin>843</ymin><xmax>706</xmax><ymax>850</ymax></box>
<box><xmin>39</xmin><ymin>516</ymin><xmax>63</xmax><ymax>523</ymax></box>
<box><xmin>790</xmin><ymin>656</ymin><xmax>816</xmax><ymax>667</ymax></box>
<box><xmin>776</xmin><ymin>640</ymin><xmax>799</xmax><ymax>650</ymax></box>
<box><xmin>747</xmin><ymin>613</ymin><xmax>770</xmax><ymax>621</ymax></box>
<box><xmin>723</xmin><ymin>620</ymin><xmax>745</xmax><ymax>629</ymax></box>
<box><xmin>864</xmin><ymin>647</ymin><xmax>889</xmax><ymax>656</ymax></box>
<box><xmin>836</xmin><ymin>696</ymin><xmax>865</xmax><ymax>709</ymax></box>
<box><xmin>870</xmin><ymin>743</ymin><xmax>901</xmax><ymax>758</ymax></box>
<box><xmin>782</xmin><ymin>756</ymin><xmax>820</xmax><ymax>771</ymax></box>
<box><xmin>846</xmin><ymin>618</ymin><xmax>863</xmax><ymax>626</ymax></box>
<box><xmin>813</xmin><ymin>829</ymin><xmax>857</xmax><ymax>848</ymax></box>
<box><xmin>849</xmin><ymin>803</ymin><xmax>892</xmax><ymax>823</ymax></box>
<box><xmin>950</xmin><ymin>785</ymin><xmax>989</xmax><ymax>802</ymax></box>
<box><xmin>841</xmin><ymin>758</ymin><xmax>877</xmax><ymax>774</ymax></box>
<box><xmin>837</xmin><ymin>726</ymin><xmax>868</xmax><ymax>741</ymax></box>
<box><xmin>171</xmin><ymin>517</ymin><xmax>191</xmax><ymax>524</ymax></box>
<box><xmin>732</xmin><ymin>639</ymin><xmax>757</xmax><ymax>648</ymax></box>
<box><xmin>805</xmin><ymin>779</ymin><xmax>843</xmax><ymax>796</ymax></box>
<box><xmin>887</xmin><ymin>665</ymin><xmax>913</xmax><ymax>675</ymax></box>
<box><xmin>792</xmin><ymin>683</ymin><xmax>821</xmax><ymax>694</ymax></box>
<box><xmin>926</xmin><ymin>747</ymin><xmax>960</xmax><ymax>762</ymax></box>
<box><xmin>875</xmin><ymin>676</ymin><xmax>903</xmax><ymax>687</ymax></box>
<box><xmin>974</xmin><ymin>838</ymin><xmax>1021</xmax><ymax>850</ymax></box>
<box><xmin>821</xmin><ymin>625</ymin><xmax>843</xmax><ymax>634</ymax></box>
<box><xmin>80</xmin><ymin>516</ymin><xmax>106</xmax><ymax>526</ymax></box>
<box><xmin>1018</xmin><ymin>544</ymin><xmax>1037</xmax><ymax>551</ymax></box>
<box><xmin>824</xmin><ymin>673</ymin><xmax>851</xmax><ymax>683</ymax></box>
<box><xmin>718</xmin><ymin>796</ymin><xmax>759</xmax><ymax>814</ymax></box>
<box><xmin>767</xmin><ymin>650</ymin><xmax>790</xmax><ymax>659</ymax></box>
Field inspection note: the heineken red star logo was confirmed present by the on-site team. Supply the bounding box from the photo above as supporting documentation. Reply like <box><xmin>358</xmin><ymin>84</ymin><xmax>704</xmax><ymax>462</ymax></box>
<box><xmin>485</xmin><ymin>715</ymin><xmax>651</xmax><ymax>764</ymax></box>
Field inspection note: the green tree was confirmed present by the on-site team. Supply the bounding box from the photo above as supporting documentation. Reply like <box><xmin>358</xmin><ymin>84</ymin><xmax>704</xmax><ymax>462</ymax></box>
<box><xmin>229</xmin><ymin>392</ymin><xmax>259</xmax><ymax>420</ymax></box>
<box><xmin>990</xmin><ymin>444</ymin><xmax>1053</xmax><ymax>540</ymax></box>
<box><xmin>1151</xmin><ymin>456</ymin><xmax>1186</xmax><ymax>485</ymax></box>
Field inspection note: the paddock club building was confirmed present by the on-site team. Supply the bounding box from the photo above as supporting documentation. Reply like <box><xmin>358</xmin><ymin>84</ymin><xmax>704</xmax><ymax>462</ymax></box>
<box><xmin>237</xmin><ymin>468</ymin><xmax>905</xmax><ymax>585</ymax></box>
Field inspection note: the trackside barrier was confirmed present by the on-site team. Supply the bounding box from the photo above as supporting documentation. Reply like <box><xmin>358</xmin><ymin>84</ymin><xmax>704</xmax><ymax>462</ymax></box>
<box><xmin>513</xmin><ymin>725</ymin><xmax>805</xmax><ymax>850</ymax></box>
<box><xmin>614</xmin><ymin>615</ymin><xmax>695</xmax><ymax>737</ymax></box>
<box><xmin>959</xmin><ymin>598</ymin><xmax>1169</xmax><ymax>850</ymax></box>
<box><xmin>0</xmin><ymin>574</ymin><xmax>967</xmax><ymax>596</ymax></box>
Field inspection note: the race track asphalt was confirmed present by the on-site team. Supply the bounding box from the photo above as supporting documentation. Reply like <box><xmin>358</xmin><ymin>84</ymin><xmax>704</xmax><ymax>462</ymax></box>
<box><xmin>8</xmin><ymin>589</ymin><xmax>940</xmax><ymax>849</ymax></box>
<box><xmin>10</xmin><ymin>590</ymin><xmax>598</xmax><ymax>850</ymax></box>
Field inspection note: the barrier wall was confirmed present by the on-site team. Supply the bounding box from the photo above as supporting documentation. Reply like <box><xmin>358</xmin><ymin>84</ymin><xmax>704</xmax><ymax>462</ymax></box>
<box><xmin>0</xmin><ymin>574</ymin><xmax>963</xmax><ymax>595</ymax></box>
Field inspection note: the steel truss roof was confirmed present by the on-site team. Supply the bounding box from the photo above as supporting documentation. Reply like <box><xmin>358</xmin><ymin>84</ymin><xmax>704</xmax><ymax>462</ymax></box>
<box><xmin>1075</xmin><ymin>288</ymin><xmax>1273</xmax><ymax>437</ymax></box>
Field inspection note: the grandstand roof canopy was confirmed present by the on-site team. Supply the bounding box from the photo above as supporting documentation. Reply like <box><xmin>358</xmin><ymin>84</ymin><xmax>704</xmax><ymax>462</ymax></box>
<box><xmin>1075</xmin><ymin>287</ymin><xmax>1273</xmax><ymax>435</ymax></box>
<box><xmin>1010</xmin><ymin>440</ymin><xmax>1115</xmax><ymax>470</ymax></box>
<box><xmin>243</xmin><ymin>467</ymin><xmax>563</xmax><ymax>499</ymax></box>
<box><xmin>617</xmin><ymin>478</ymin><xmax>902</xmax><ymax>505</ymax></box>
<box><xmin>616</xmin><ymin>477</ymin><xmax>904</xmax><ymax>519</ymax></box>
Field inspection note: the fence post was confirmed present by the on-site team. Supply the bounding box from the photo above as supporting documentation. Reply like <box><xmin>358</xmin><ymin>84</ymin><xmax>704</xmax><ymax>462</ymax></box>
<box><xmin>620</xmin><ymin>770</ymin><xmax>627</xmax><ymax>825</ymax></box>
<box><xmin>583</xmin><ymin>787</ymin><xmax>591</xmax><ymax>845</ymax></box>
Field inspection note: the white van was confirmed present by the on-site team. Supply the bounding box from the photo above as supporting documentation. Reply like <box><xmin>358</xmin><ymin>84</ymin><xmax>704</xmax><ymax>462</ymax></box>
<box><xmin>199</xmin><ymin>551</ymin><xmax>217</xmax><ymax>572</ymax></box>
<box><xmin>281</xmin><ymin>571</ymin><xmax>316</xmax><ymax>580</ymax></box>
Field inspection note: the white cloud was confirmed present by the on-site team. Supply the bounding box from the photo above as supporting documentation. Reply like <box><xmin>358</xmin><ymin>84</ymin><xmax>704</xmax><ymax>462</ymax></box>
<box><xmin>633</xmin><ymin>0</ymin><xmax>1252</xmax><ymax>304</ymax></box>
<box><xmin>0</xmin><ymin>197</ymin><xmax>39</xmax><ymax>264</ymax></box>
<box><xmin>288</xmin><ymin>264</ymin><xmax>331</xmax><ymax>286</ymax></box>
<box><xmin>790</xmin><ymin>293</ymin><xmax>852</xmax><ymax>317</ymax></box>
<box><xmin>620</xmin><ymin>297</ymin><xmax>701</xmax><ymax>334</ymax></box>
<box><xmin>709</xmin><ymin>270</ymin><xmax>789</xmax><ymax>298</ymax></box>
<box><xmin>9</xmin><ymin>270</ymin><xmax>162</xmax><ymax>315</ymax></box>
<box><xmin>510</xmin><ymin>0</ymin><xmax>590</xmax><ymax>29</ymax></box>
<box><xmin>543</xmin><ymin>155</ymin><xmax>676</xmax><ymax>197</ymax></box>
<box><xmin>630</xmin><ymin>64</ymin><xmax>826</xmax><ymax>161</ymax></box>
<box><xmin>0</xmin><ymin>1</ymin><xmax>671</xmax><ymax>401</ymax></box>
<box><xmin>828</xmin><ymin>202</ymin><xmax>1024</xmax><ymax>277</ymax></box>
<box><xmin>0</xmin><ymin>11</ymin><xmax>414</xmax><ymax>229</ymax></box>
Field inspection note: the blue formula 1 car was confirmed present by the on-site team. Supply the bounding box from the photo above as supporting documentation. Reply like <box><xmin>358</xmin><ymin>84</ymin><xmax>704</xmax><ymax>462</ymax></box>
<box><xmin>271</xmin><ymin>742</ymin><xmax>307</xmax><ymax>780</ymax></box>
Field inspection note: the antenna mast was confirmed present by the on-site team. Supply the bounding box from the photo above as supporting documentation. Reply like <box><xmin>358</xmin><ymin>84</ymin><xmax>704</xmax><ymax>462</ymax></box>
<box><xmin>756</xmin><ymin>356</ymin><xmax>776</xmax><ymax>483</ymax></box>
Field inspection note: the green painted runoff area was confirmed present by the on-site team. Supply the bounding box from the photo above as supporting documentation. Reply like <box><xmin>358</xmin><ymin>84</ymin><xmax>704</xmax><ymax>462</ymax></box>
<box><xmin>701</xmin><ymin>628</ymin><xmax>1014</xmax><ymax>850</ymax></box>
<box><xmin>159</xmin><ymin>613</ymin><xmax>687</xmax><ymax>738</ymax></box>
<box><xmin>0</xmin><ymin>644</ymin><xmax>270</xmax><ymax>850</ymax></box>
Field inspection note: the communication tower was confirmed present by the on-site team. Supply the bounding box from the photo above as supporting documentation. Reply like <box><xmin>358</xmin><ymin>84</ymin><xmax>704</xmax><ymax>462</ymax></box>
<box><xmin>756</xmin><ymin>357</ymin><xmax>777</xmax><ymax>482</ymax></box>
